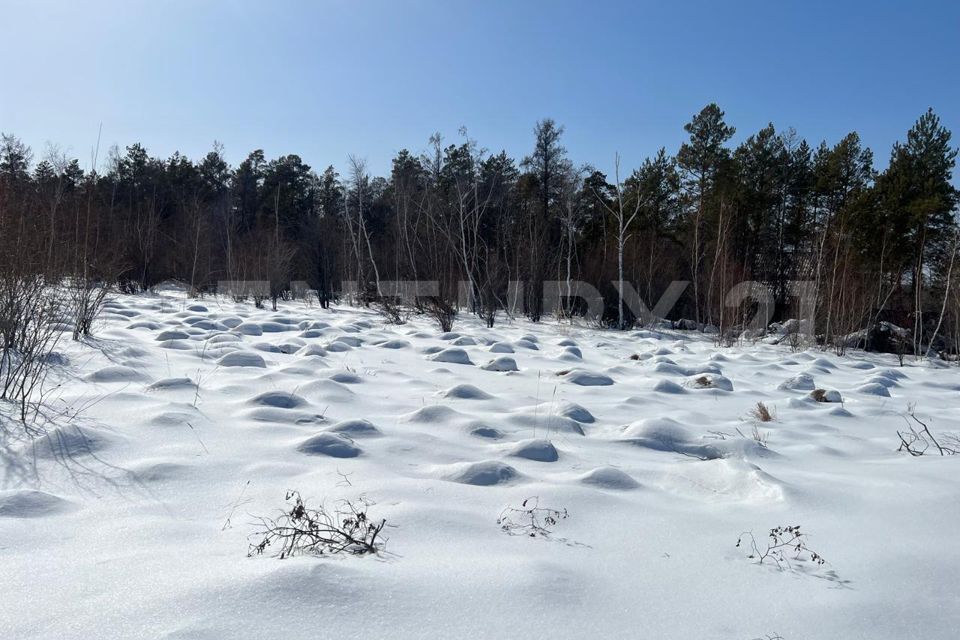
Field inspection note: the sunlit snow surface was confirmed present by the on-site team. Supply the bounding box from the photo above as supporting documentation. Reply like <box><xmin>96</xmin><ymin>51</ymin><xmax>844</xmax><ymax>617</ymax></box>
<box><xmin>2</xmin><ymin>287</ymin><xmax>959</xmax><ymax>639</ymax></box>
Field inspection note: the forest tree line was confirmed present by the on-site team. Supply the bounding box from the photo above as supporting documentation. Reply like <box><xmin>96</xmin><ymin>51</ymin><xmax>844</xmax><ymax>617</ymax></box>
<box><xmin>1</xmin><ymin>104</ymin><xmax>958</xmax><ymax>357</ymax></box>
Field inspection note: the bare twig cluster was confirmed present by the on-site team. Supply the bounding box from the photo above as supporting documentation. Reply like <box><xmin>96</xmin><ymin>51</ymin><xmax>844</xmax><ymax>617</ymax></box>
<box><xmin>0</xmin><ymin>276</ymin><xmax>67</xmax><ymax>422</ymax></box>
<box><xmin>248</xmin><ymin>491</ymin><xmax>387</xmax><ymax>558</ymax></box>
<box><xmin>497</xmin><ymin>497</ymin><xmax>568</xmax><ymax>538</ymax></box>
<box><xmin>736</xmin><ymin>525</ymin><xmax>827</xmax><ymax>569</ymax></box>
<box><xmin>897</xmin><ymin>404</ymin><xmax>959</xmax><ymax>456</ymax></box>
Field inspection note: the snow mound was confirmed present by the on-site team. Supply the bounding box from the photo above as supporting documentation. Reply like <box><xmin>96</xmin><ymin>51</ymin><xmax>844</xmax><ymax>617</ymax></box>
<box><xmin>86</xmin><ymin>365</ymin><xmax>148</xmax><ymax>383</ymax></box>
<box><xmin>333</xmin><ymin>336</ymin><xmax>363</xmax><ymax>348</ymax></box>
<box><xmin>250</xmin><ymin>391</ymin><xmax>308</xmax><ymax>409</ymax></box>
<box><xmin>329</xmin><ymin>372</ymin><xmax>363</xmax><ymax>384</ymax></box>
<box><xmin>561</xmin><ymin>369</ymin><xmax>614</xmax><ymax>386</ymax></box>
<box><xmin>653</xmin><ymin>379</ymin><xmax>686</xmax><ymax>394</ymax></box>
<box><xmin>509</xmin><ymin>412</ymin><xmax>585</xmax><ymax>436</ymax></box>
<box><xmin>470</xmin><ymin>426</ymin><xmax>503</xmax><ymax>439</ymax></box>
<box><xmin>428</xmin><ymin>348</ymin><xmax>474</xmax><ymax>365</ymax></box>
<box><xmin>445</xmin><ymin>460</ymin><xmax>520</xmax><ymax>486</ymax></box>
<box><xmin>579</xmin><ymin>467</ymin><xmax>639</xmax><ymax>490</ymax></box>
<box><xmin>443</xmin><ymin>384</ymin><xmax>493</xmax><ymax>400</ymax></box>
<box><xmin>260</xmin><ymin>321</ymin><xmax>292</xmax><ymax>333</ymax></box>
<box><xmin>560</xmin><ymin>346</ymin><xmax>583</xmax><ymax>360</ymax></box>
<box><xmin>864</xmin><ymin>374</ymin><xmax>898</xmax><ymax>388</ymax></box>
<box><xmin>155</xmin><ymin>329</ymin><xmax>190</xmax><ymax>341</ymax></box>
<box><xmin>402</xmin><ymin>405</ymin><xmax>469</xmax><ymax>424</ymax></box>
<box><xmin>146</xmin><ymin>377</ymin><xmax>196</xmax><ymax>391</ymax></box>
<box><xmin>623</xmin><ymin>418</ymin><xmax>722</xmax><ymax>460</ymax></box>
<box><xmin>809</xmin><ymin>389</ymin><xmax>843</xmax><ymax>403</ymax></box>
<box><xmin>684</xmin><ymin>373</ymin><xmax>733</xmax><ymax>392</ymax></box>
<box><xmin>558</xmin><ymin>402</ymin><xmax>595</xmax><ymax>424</ymax></box>
<box><xmin>232</xmin><ymin>322</ymin><xmax>263</xmax><ymax>336</ymax></box>
<box><xmin>251</xmin><ymin>342</ymin><xmax>282</xmax><ymax>353</ymax></box>
<box><xmin>127</xmin><ymin>321</ymin><xmax>161</xmax><ymax>330</ymax></box>
<box><xmin>30</xmin><ymin>426</ymin><xmax>112</xmax><ymax>459</ymax></box>
<box><xmin>876</xmin><ymin>368</ymin><xmax>908</xmax><ymax>381</ymax></box>
<box><xmin>296</xmin><ymin>344</ymin><xmax>328</xmax><ymax>358</ymax></box>
<box><xmin>663</xmin><ymin>458</ymin><xmax>785</xmax><ymax>503</ymax></box>
<box><xmin>300</xmin><ymin>379</ymin><xmax>355</xmax><ymax>403</ymax></box>
<box><xmin>856</xmin><ymin>382</ymin><xmax>891</xmax><ymax>397</ymax></box>
<box><xmin>157</xmin><ymin>339</ymin><xmax>192</xmax><ymax>350</ymax></box>
<box><xmin>327</xmin><ymin>419</ymin><xmax>381</xmax><ymax>437</ymax></box>
<box><xmin>482</xmin><ymin>356</ymin><xmax>519</xmax><ymax>372</ymax></box>
<box><xmin>778</xmin><ymin>373</ymin><xmax>815</xmax><ymax>391</ymax></box>
<box><xmin>217</xmin><ymin>352</ymin><xmax>266</xmax><ymax>368</ymax></box>
<box><xmin>206</xmin><ymin>333</ymin><xmax>242</xmax><ymax>344</ymax></box>
<box><xmin>297</xmin><ymin>433</ymin><xmax>362</xmax><ymax>458</ymax></box>
<box><xmin>489</xmin><ymin>342</ymin><xmax>515</xmax><ymax>353</ymax></box>
<box><xmin>277</xmin><ymin>342</ymin><xmax>304</xmax><ymax>354</ymax></box>
<box><xmin>0</xmin><ymin>490</ymin><xmax>75</xmax><ymax>518</ymax></box>
<box><xmin>509</xmin><ymin>438</ymin><xmax>559</xmax><ymax>462</ymax></box>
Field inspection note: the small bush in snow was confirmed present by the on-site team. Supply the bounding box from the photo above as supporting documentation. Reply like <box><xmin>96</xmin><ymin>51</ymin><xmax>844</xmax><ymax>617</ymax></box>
<box><xmin>374</xmin><ymin>298</ymin><xmax>408</xmax><ymax>325</ymax></box>
<box><xmin>422</xmin><ymin>296</ymin><xmax>457</xmax><ymax>332</ymax></box>
<box><xmin>498</xmin><ymin>497</ymin><xmax>568</xmax><ymax>538</ymax></box>
<box><xmin>736</xmin><ymin>525</ymin><xmax>826</xmax><ymax>570</ymax></box>
<box><xmin>748</xmin><ymin>402</ymin><xmax>775</xmax><ymax>423</ymax></box>
<box><xmin>248</xmin><ymin>491</ymin><xmax>386</xmax><ymax>558</ymax></box>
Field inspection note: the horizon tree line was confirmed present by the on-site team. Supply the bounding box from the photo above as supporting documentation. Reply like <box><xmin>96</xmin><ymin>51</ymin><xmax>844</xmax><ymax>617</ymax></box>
<box><xmin>1</xmin><ymin>103</ymin><xmax>958</xmax><ymax>357</ymax></box>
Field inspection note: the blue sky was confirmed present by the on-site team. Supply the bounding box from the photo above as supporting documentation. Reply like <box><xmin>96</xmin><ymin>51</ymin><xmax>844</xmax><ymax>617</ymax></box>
<box><xmin>2</xmin><ymin>0</ymin><xmax>958</xmax><ymax>177</ymax></box>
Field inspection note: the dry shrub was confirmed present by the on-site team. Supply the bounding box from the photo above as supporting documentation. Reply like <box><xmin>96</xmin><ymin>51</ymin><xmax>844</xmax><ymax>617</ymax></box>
<box><xmin>248</xmin><ymin>491</ymin><xmax>387</xmax><ymax>558</ymax></box>
<box><xmin>749</xmin><ymin>401</ymin><xmax>775</xmax><ymax>423</ymax></box>
<box><xmin>497</xmin><ymin>497</ymin><xmax>568</xmax><ymax>538</ymax></box>
<box><xmin>736</xmin><ymin>525</ymin><xmax>827</xmax><ymax>569</ymax></box>
<box><xmin>422</xmin><ymin>296</ymin><xmax>456</xmax><ymax>332</ymax></box>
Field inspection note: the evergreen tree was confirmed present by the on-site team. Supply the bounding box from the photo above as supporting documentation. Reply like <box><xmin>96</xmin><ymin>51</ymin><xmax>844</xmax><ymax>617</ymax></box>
<box><xmin>676</xmin><ymin>104</ymin><xmax>736</xmax><ymax>324</ymax></box>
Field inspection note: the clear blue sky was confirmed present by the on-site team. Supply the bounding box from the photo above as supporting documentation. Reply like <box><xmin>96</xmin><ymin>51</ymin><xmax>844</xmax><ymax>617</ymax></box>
<box><xmin>2</xmin><ymin>0</ymin><xmax>958</xmax><ymax>178</ymax></box>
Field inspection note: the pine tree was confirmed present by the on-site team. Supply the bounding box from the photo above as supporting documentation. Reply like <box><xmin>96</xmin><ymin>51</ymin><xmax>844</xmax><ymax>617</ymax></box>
<box><xmin>677</xmin><ymin>104</ymin><xmax>736</xmax><ymax>325</ymax></box>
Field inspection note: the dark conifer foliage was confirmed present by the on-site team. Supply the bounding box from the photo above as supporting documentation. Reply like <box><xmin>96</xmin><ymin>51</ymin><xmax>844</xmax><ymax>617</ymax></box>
<box><xmin>0</xmin><ymin>105</ymin><xmax>957</xmax><ymax>354</ymax></box>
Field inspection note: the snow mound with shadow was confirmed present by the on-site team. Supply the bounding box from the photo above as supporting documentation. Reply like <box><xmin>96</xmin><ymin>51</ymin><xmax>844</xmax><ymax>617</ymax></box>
<box><xmin>622</xmin><ymin>418</ymin><xmax>722</xmax><ymax>460</ymax></box>
<box><xmin>250</xmin><ymin>391</ymin><xmax>308</xmax><ymax>409</ymax></box>
<box><xmin>428</xmin><ymin>348</ymin><xmax>474</xmax><ymax>365</ymax></box>
<box><xmin>297</xmin><ymin>433</ymin><xmax>362</xmax><ymax>458</ymax></box>
<box><xmin>86</xmin><ymin>365</ymin><xmax>149</xmax><ymax>383</ymax></box>
<box><xmin>444</xmin><ymin>460</ymin><xmax>520</xmax><ymax>486</ymax></box>
<box><xmin>482</xmin><ymin>356</ymin><xmax>519</xmax><ymax>372</ymax></box>
<box><xmin>217</xmin><ymin>352</ymin><xmax>266</xmax><ymax>368</ymax></box>
<box><xmin>509</xmin><ymin>438</ymin><xmax>559</xmax><ymax>462</ymax></box>
<box><xmin>327</xmin><ymin>419</ymin><xmax>381</xmax><ymax>437</ymax></box>
<box><xmin>443</xmin><ymin>384</ymin><xmax>493</xmax><ymax>400</ymax></box>
<box><xmin>561</xmin><ymin>369</ymin><xmax>614</xmax><ymax>386</ymax></box>
<box><xmin>579</xmin><ymin>467</ymin><xmax>639</xmax><ymax>490</ymax></box>
<box><xmin>146</xmin><ymin>377</ymin><xmax>196</xmax><ymax>391</ymax></box>
<box><xmin>0</xmin><ymin>490</ymin><xmax>76</xmax><ymax>518</ymax></box>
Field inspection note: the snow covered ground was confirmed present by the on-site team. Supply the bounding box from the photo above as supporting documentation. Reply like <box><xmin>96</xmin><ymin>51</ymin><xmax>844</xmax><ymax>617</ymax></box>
<box><xmin>2</xmin><ymin>287</ymin><xmax>959</xmax><ymax>639</ymax></box>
